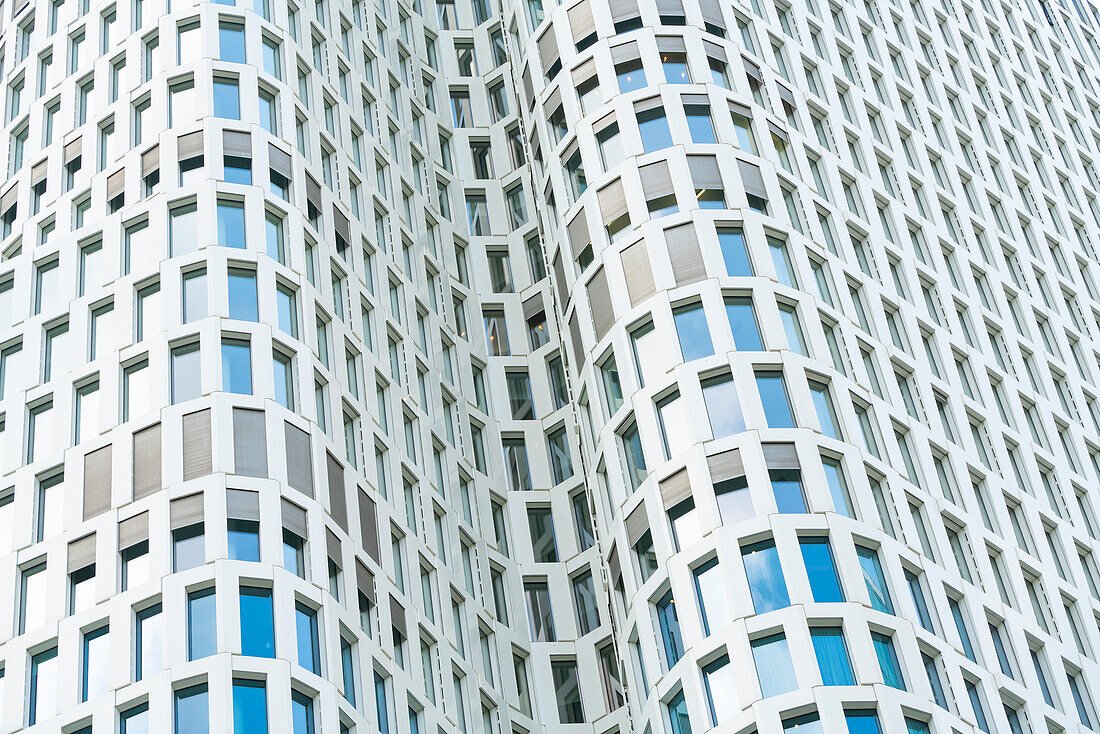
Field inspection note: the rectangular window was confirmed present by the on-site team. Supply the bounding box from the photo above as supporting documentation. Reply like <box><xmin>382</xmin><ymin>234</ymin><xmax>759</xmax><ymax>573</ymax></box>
<box><xmin>751</xmin><ymin>633</ymin><xmax>796</xmax><ymax>697</ymax></box>
<box><xmin>871</xmin><ymin>631</ymin><xmax>905</xmax><ymax>690</ymax></box>
<box><xmin>175</xmin><ymin>684</ymin><xmax>209</xmax><ymax>733</ymax></box>
<box><xmin>800</xmin><ymin>537</ymin><xmax>843</xmax><ymax>602</ymax></box>
<box><xmin>551</xmin><ymin>659</ymin><xmax>584</xmax><ymax>723</ymax></box>
<box><xmin>295</xmin><ymin>602</ymin><xmax>321</xmax><ymax>674</ymax></box>
<box><xmin>810</xmin><ymin>626</ymin><xmax>854</xmax><ymax>685</ymax></box>
<box><xmin>855</xmin><ymin>545</ymin><xmax>893</xmax><ymax>613</ymax></box>
<box><xmin>187</xmin><ymin>588</ymin><xmax>216</xmax><ymax>660</ymax></box>
<box><xmin>81</xmin><ymin>625</ymin><xmax>109</xmax><ymax>701</ymax></box>
<box><xmin>135</xmin><ymin>603</ymin><xmax>164</xmax><ymax>681</ymax></box>
<box><xmin>742</xmin><ymin>539</ymin><xmax>790</xmax><ymax>612</ymax></box>
<box><xmin>240</xmin><ymin>586</ymin><xmax>275</xmax><ymax>658</ymax></box>
<box><xmin>656</xmin><ymin>590</ymin><xmax>684</xmax><ymax>664</ymax></box>
<box><xmin>233</xmin><ymin>679</ymin><xmax>268</xmax><ymax>734</ymax></box>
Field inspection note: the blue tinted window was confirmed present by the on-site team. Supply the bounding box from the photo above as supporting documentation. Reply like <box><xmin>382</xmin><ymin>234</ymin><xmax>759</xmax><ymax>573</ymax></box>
<box><xmin>228</xmin><ymin>519</ymin><xmax>260</xmax><ymax>562</ymax></box>
<box><xmin>375</xmin><ymin>672</ymin><xmax>391</xmax><ymax>734</ymax></box>
<box><xmin>341</xmin><ymin>637</ymin><xmax>357</xmax><ymax>706</ymax></box>
<box><xmin>965</xmin><ymin>680</ymin><xmax>991</xmax><ymax>733</ymax></box>
<box><xmin>656</xmin><ymin>590</ymin><xmax>684</xmax><ymax>665</ymax></box>
<box><xmin>240</xmin><ymin>587</ymin><xmax>275</xmax><ymax>658</ymax></box>
<box><xmin>751</xmin><ymin>633</ymin><xmax>796</xmax><ymax>696</ymax></box>
<box><xmin>214</xmin><ymin>79</ymin><xmax>241</xmax><ymax>119</ymax></box>
<box><xmin>187</xmin><ymin>588</ymin><xmax>217</xmax><ymax>660</ymax></box>
<box><xmin>228</xmin><ymin>269</ymin><xmax>258</xmax><ymax>321</ymax></box>
<box><xmin>673</xmin><ymin>304</ymin><xmax>713</xmax><ymax>361</ymax></box>
<box><xmin>175</xmin><ymin>684</ymin><xmax>210</xmax><ymax>734</ymax></box>
<box><xmin>871</xmin><ymin>632</ymin><xmax>905</xmax><ymax>690</ymax></box>
<box><xmin>225</xmin><ymin>156</ymin><xmax>252</xmax><ymax>184</ymax></box>
<box><xmin>219</xmin><ymin>24</ymin><xmax>246</xmax><ymax>63</ymax></box>
<box><xmin>725</xmin><ymin>298</ymin><xmax>762</xmax><ymax>349</ymax></box>
<box><xmin>81</xmin><ymin>625</ymin><xmax>109</xmax><ymax>701</ymax></box>
<box><xmin>616</xmin><ymin>60</ymin><xmax>646</xmax><ymax>92</ymax></box>
<box><xmin>949</xmin><ymin>597</ymin><xmax>976</xmax><ymax>661</ymax></box>
<box><xmin>742</xmin><ymin>540</ymin><xmax>790</xmax><ymax>613</ymax></box>
<box><xmin>218</xmin><ymin>200</ymin><xmax>246</xmax><ymax>248</ymax></box>
<box><xmin>292</xmin><ymin>692</ymin><xmax>315</xmax><ymax>734</ymax></box>
<box><xmin>756</xmin><ymin>372</ymin><xmax>795</xmax><ymax>428</ymax></box>
<box><xmin>717</xmin><ymin>229</ymin><xmax>752</xmax><ymax>276</ymax></box>
<box><xmin>637</xmin><ymin>108</ymin><xmax>673</xmax><ymax>152</ymax></box>
<box><xmin>121</xmin><ymin>703</ymin><xmax>150</xmax><ymax>734</ymax></box>
<box><xmin>233</xmin><ymin>679</ymin><xmax>268</xmax><ymax>734</ymax></box>
<box><xmin>844</xmin><ymin>710</ymin><xmax>881</xmax><ymax>734</ymax></box>
<box><xmin>296</xmin><ymin>602</ymin><xmax>321</xmax><ymax>674</ymax></box>
<box><xmin>222</xmin><ymin>339</ymin><xmax>253</xmax><ymax>394</ymax></box>
<box><xmin>811</xmin><ymin>627</ymin><xmax>854</xmax><ymax>685</ymax></box>
<box><xmin>855</xmin><ymin>546</ymin><xmax>894</xmax><ymax>613</ymax></box>
<box><xmin>770</xmin><ymin>470</ymin><xmax>806</xmax><ymax>513</ymax></box>
<box><xmin>685</xmin><ymin>106</ymin><xmax>715</xmax><ymax>143</ymax></box>
<box><xmin>173</xmin><ymin>524</ymin><xmax>205</xmax><ymax>572</ymax></box>
<box><xmin>906</xmin><ymin>570</ymin><xmax>936</xmax><ymax>632</ymax></box>
<box><xmin>667</xmin><ymin>689</ymin><xmax>692</xmax><ymax>734</ymax></box>
<box><xmin>800</xmin><ymin>537</ymin><xmax>843</xmax><ymax>602</ymax></box>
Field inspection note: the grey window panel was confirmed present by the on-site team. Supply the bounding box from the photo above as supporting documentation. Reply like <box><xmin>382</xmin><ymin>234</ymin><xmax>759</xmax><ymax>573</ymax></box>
<box><xmin>660</xmin><ymin>467</ymin><xmax>692</xmax><ymax>509</ymax></box>
<box><xmin>611</xmin><ymin>40</ymin><xmax>640</xmax><ymax>64</ymax></box>
<box><xmin>586</xmin><ymin>266</ymin><xmax>615</xmax><ymax>340</ymax></box>
<box><xmin>285</xmin><ymin>422</ymin><xmax>315</xmax><ymax>497</ymax></box>
<box><xmin>222</xmin><ymin>129</ymin><xmax>252</xmax><ymax>158</ymax></box>
<box><xmin>567</xmin><ymin>0</ymin><xmax>595</xmax><ymax>43</ymax></box>
<box><xmin>83</xmin><ymin>444</ymin><xmax>113</xmax><ymax>520</ymax></box>
<box><xmin>177</xmin><ymin>130</ymin><xmax>203</xmax><ymax>160</ymax></box>
<box><xmin>738</xmin><ymin>159</ymin><xmax>768</xmax><ymax>200</ymax></box>
<box><xmin>537</xmin><ymin>26</ymin><xmax>560</xmax><ymax>73</ymax></box>
<box><xmin>708</xmin><ymin>447</ymin><xmax>745</xmax><ymax>482</ymax></box>
<box><xmin>357</xmin><ymin>488</ymin><xmax>381</xmax><ymax>564</ymax></box>
<box><xmin>620</xmin><ymin>239</ymin><xmax>656</xmax><ymax>306</ymax></box>
<box><xmin>170</xmin><ymin>493</ymin><xmax>204</xmax><ymax>530</ymax></box>
<box><xmin>1</xmin><ymin>186</ymin><xmax>17</xmax><ymax>214</ymax></box>
<box><xmin>552</xmin><ymin>250</ymin><xmax>569</xmax><ymax>307</ymax></box>
<box><xmin>699</xmin><ymin>0</ymin><xmax>725</xmax><ymax>27</ymax></box>
<box><xmin>334</xmin><ymin>208</ymin><xmax>351</xmax><ymax>242</ymax></box>
<box><xmin>31</xmin><ymin>160</ymin><xmax>47</xmax><ymax>185</ymax></box>
<box><xmin>633</xmin><ymin>95</ymin><xmax>664</xmax><ymax>114</ymax></box>
<box><xmin>226</xmin><ymin>489</ymin><xmax>260</xmax><ymax>522</ymax></box>
<box><xmin>523</xmin><ymin>294</ymin><xmax>545</xmax><ymax>320</ymax></box>
<box><xmin>567</xmin><ymin>213</ymin><xmax>591</xmax><ymax>258</ymax></box>
<box><xmin>327</xmin><ymin>451</ymin><xmax>348</xmax><ymax>532</ymax></box>
<box><xmin>656</xmin><ymin>35</ymin><xmax>687</xmax><ymax>53</ymax></box>
<box><xmin>597</xmin><ymin>178</ymin><xmax>628</xmax><ymax>224</ymax></box>
<box><xmin>608</xmin><ymin>544</ymin><xmax>621</xmax><ymax>584</ymax></box>
<box><xmin>281</xmin><ymin>498</ymin><xmax>308</xmax><ymax>539</ymax></box>
<box><xmin>609</xmin><ymin>0</ymin><xmax>640</xmax><ymax>23</ymax></box>
<box><xmin>729</xmin><ymin>100</ymin><xmax>753</xmax><ymax>119</ymax></box>
<box><xmin>326</xmin><ymin>527</ymin><xmax>343</xmax><ymax>566</ymax></box>
<box><xmin>269</xmin><ymin>143</ymin><xmax>292</xmax><ymax>179</ymax></box>
<box><xmin>639</xmin><ymin>159</ymin><xmax>674</xmax><ymax>200</ymax></box>
<box><xmin>664</xmin><ymin>222</ymin><xmax>706</xmax><ymax>286</ymax></box>
<box><xmin>64</xmin><ymin>136</ymin><xmax>82</xmax><ymax>163</ymax></box>
<box><xmin>141</xmin><ymin>144</ymin><xmax>159</xmax><ymax>177</ymax></box>
<box><xmin>67</xmin><ymin>533</ymin><xmax>96</xmax><ymax>573</ymax></box>
<box><xmin>742</xmin><ymin>57</ymin><xmax>762</xmax><ymax>83</ymax></box>
<box><xmin>625</xmin><ymin>503</ymin><xmax>649</xmax><ymax>546</ymax></box>
<box><xmin>232</xmin><ymin>407</ymin><xmax>268</xmax><ymax>478</ymax></box>
<box><xmin>568</xmin><ymin>310</ymin><xmax>585</xmax><ymax>369</ymax></box>
<box><xmin>306</xmin><ymin>174</ymin><xmax>322</xmax><ymax>211</ymax></box>
<box><xmin>762</xmin><ymin>442</ymin><xmax>800</xmax><ymax>470</ymax></box>
<box><xmin>776</xmin><ymin>82</ymin><xmax>796</xmax><ymax>108</ymax></box>
<box><xmin>768</xmin><ymin>120</ymin><xmax>790</xmax><ymax>143</ymax></box>
<box><xmin>703</xmin><ymin>40</ymin><xmax>727</xmax><ymax>63</ymax></box>
<box><xmin>106</xmin><ymin>169</ymin><xmax>125</xmax><ymax>200</ymax></box>
<box><xmin>571</xmin><ymin>57</ymin><xmax>597</xmax><ymax>86</ymax></box>
<box><xmin>356</xmin><ymin>558</ymin><xmax>376</xmax><ymax>605</ymax></box>
<box><xmin>390</xmin><ymin>594</ymin><xmax>407</xmax><ymax>637</ymax></box>
<box><xmin>182</xmin><ymin>409</ymin><xmax>213</xmax><ymax>481</ymax></box>
<box><xmin>132</xmin><ymin>422</ymin><xmax>162</xmax><ymax>500</ymax></box>
<box><xmin>521</xmin><ymin>65</ymin><xmax>534</xmax><ymax>109</ymax></box>
<box><xmin>118</xmin><ymin>511</ymin><xmax>149</xmax><ymax>550</ymax></box>
<box><xmin>689</xmin><ymin>155</ymin><xmax>723</xmax><ymax>191</ymax></box>
<box><xmin>655</xmin><ymin>0</ymin><xmax>683</xmax><ymax>14</ymax></box>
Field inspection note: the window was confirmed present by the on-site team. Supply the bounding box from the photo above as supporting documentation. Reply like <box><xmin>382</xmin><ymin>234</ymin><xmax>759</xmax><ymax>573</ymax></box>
<box><xmin>572</xmin><ymin>570</ymin><xmax>600</xmax><ymax>635</ymax></box>
<box><xmin>524</xmin><ymin>580</ymin><xmax>555</xmax><ymax>641</ymax></box>
<box><xmin>800</xmin><ymin>537</ymin><xmax>843</xmax><ymax>601</ymax></box>
<box><xmin>173</xmin><ymin>522</ymin><xmax>205</xmax><ymax>572</ymax></box>
<box><xmin>292</xmin><ymin>691</ymin><xmax>315</xmax><ymax>734</ymax></box>
<box><xmin>218</xmin><ymin>199</ymin><xmax>246</xmax><ymax>248</ymax></box>
<box><xmin>527</xmin><ymin>507</ymin><xmax>557</xmax><ymax>562</ymax></box>
<box><xmin>175</xmin><ymin>684</ymin><xmax>209</xmax><ymax>733</ymax></box>
<box><xmin>233</xmin><ymin>679</ymin><xmax>268</xmax><ymax>734</ymax></box>
<box><xmin>213</xmin><ymin>76</ymin><xmax>241</xmax><ymax>119</ymax></box>
<box><xmin>667</xmin><ymin>689</ymin><xmax>691</xmax><ymax>734</ymax></box>
<box><xmin>19</xmin><ymin>561</ymin><xmax>47</xmax><ymax>635</ymax></box>
<box><xmin>81</xmin><ymin>625</ymin><xmax>109</xmax><ymax>701</ymax></box>
<box><xmin>811</xmin><ymin>627</ymin><xmax>854</xmax><ymax>684</ymax></box>
<box><xmin>340</xmin><ymin>636</ymin><xmax>357</xmax><ymax>705</ymax></box>
<box><xmin>228</xmin><ymin>268</ymin><xmax>258</xmax><ymax>321</ymax></box>
<box><xmin>240</xmin><ymin>587</ymin><xmax>275</xmax><ymax>657</ymax></box>
<box><xmin>693</xmin><ymin>558</ymin><xmax>729</xmax><ymax>635</ymax></box>
<box><xmin>673</xmin><ymin>303</ymin><xmax>714</xmax><ymax>361</ymax></box>
<box><xmin>702</xmin><ymin>373</ymin><xmax>745</xmax><ymax>437</ymax></box>
<box><xmin>855</xmin><ymin>545</ymin><xmax>893</xmax><ymax>613</ymax></box>
<box><xmin>187</xmin><ymin>588</ymin><xmax>216</xmax><ymax>660</ymax></box>
<box><xmin>171</xmin><ymin>343</ymin><xmax>201</xmax><ymax>403</ymax></box>
<box><xmin>810</xmin><ymin>382</ymin><xmax>841</xmax><ymax>439</ymax></box>
<box><xmin>135</xmin><ymin>603</ymin><xmax>164</xmax><ymax>681</ymax></box>
<box><xmin>871</xmin><ymin>631</ymin><xmax>905</xmax><ymax>690</ymax></box>
<box><xmin>702</xmin><ymin>655</ymin><xmax>735</xmax><ymax>724</ymax></box>
<box><xmin>656</xmin><ymin>590</ymin><xmax>684</xmax><ymax>664</ymax></box>
<box><xmin>751</xmin><ymin>633</ymin><xmax>796</xmax><ymax>696</ymax></box>
<box><xmin>637</xmin><ymin>106</ymin><xmax>673</xmax><ymax>152</ymax></box>
<box><xmin>222</xmin><ymin>339</ymin><xmax>253</xmax><ymax>394</ymax></box>
<box><xmin>756</xmin><ymin>371</ymin><xmax>795</xmax><ymax>427</ymax></box>
<box><xmin>725</xmin><ymin>297</ymin><xmax>763</xmax><ymax>349</ymax></box>
<box><xmin>219</xmin><ymin>21</ymin><xmax>245</xmax><ymax>62</ymax></box>
<box><xmin>296</xmin><ymin>602</ymin><xmax>321</xmax><ymax>674</ymax></box>
<box><xmin>120</xmin><ymin>703</ymin><xmax>150</xmax><ymax>733</ymax></box>
<box><xmin>742</xmin><ymin>539</ymin><xmax>790</xmax><ymax>612</ymax></box>
<box><xmin>551</xmin><ymin>659</ymin><xmax>584</xmax><ymax>723</ymax></box>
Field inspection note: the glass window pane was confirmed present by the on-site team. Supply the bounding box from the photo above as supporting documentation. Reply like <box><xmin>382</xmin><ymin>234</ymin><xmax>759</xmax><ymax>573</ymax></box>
<box><xmin>233</xmin><ymin>679</ymin><xmax>268</xmax><ymax>734</ymax></box>
<box><xmin>751</xmin><ymin>633</ymin><xmax>796</xmax><ymax>697</ymax></box>
<box><xmin>800</xmin><ymin>537</ymin><xmax>844</xmax><ymax>602</ymax></box>
<box><xmin>240</xmin><ymin>586</ymin><xmax>275</xmax><ymax>657</ymax></box>
<box><xmin>742</xmin><ymin>540</ymin><xmax>790</xmax><ymax>612</ymax></box>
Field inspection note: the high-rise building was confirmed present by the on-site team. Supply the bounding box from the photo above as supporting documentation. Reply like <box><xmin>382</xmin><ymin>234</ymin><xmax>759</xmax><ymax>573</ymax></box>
<box><xmin>3</xmin><ymin>0</ymin><xmax>1100</xmax><ymax>728</ymax></box>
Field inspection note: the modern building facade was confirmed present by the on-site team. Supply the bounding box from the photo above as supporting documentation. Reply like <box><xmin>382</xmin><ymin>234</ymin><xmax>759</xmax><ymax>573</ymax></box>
<box><xmin>2</xmin><ymin>0</ymin><xmax>1100</xmax><ymax>729</ymax></box>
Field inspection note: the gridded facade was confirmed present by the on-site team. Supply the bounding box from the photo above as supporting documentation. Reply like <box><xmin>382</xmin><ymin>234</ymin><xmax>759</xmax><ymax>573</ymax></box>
<box><xmin>3</xmin><ymin>0</ymin><xmax>1100</xmax><ymax>728</ymax></box>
